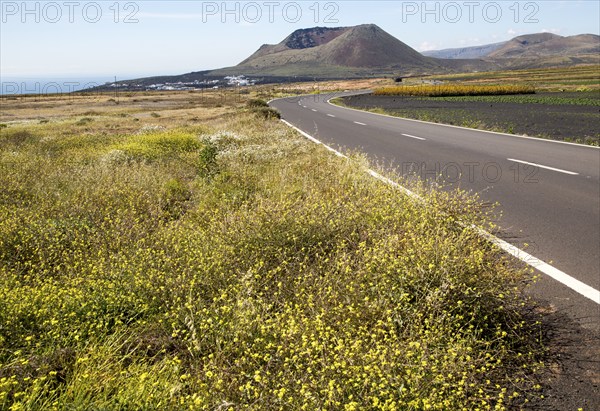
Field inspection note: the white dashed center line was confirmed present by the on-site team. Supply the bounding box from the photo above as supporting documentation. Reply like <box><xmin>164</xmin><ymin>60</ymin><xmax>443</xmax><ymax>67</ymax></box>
<box><xmin>507</xmin><ymin>158</ymin><xmax>579</xmax><ymax>175</ymax></box>
<box><xmin>327</xmin><ymin>114</ymin><xmax>336</xmax><ymax>117</ymax></box>
<box><xmin>401</xmin><ymin>133</ymin><xmax>426</xmax><ymax>141</ymax></box>
<box><xmin>353</xmin><ymin>121</ymin><xmax>367</xmax><ymax>126</ymax></box>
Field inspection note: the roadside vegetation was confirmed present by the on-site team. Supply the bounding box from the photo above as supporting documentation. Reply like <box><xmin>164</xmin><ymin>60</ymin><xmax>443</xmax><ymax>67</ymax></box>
<box><xmin>374</xmin><ymin>84</ymin><xmax>535</xmax><ymax>97</ymax></box>
<box><xmin>0</xmin><ymin>90</ymin><xmax>543</xmax><ymax>410</ymax></box>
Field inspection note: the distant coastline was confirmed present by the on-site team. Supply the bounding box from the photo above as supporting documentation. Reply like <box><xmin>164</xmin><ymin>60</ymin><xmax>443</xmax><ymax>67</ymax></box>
<box><xmin>1</xmin><ymin>77</ymin><xmax>118</xmax><ymax>95</ymax></box>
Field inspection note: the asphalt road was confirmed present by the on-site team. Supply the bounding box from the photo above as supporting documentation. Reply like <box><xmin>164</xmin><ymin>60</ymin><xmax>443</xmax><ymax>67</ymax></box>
<box><xmin>270</xmin><ymin>91</ymin><xmax>600</xmax><ymax>333</ymax></box>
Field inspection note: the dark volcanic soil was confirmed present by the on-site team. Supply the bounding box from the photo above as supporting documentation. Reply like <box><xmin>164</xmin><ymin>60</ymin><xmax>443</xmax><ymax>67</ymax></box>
<box><xmin>341</xmin><ymin>93</ymin><xmax>600</xmax><ymax>145</ymax></box>
<box><xmin>527</xmin><ymin>301</ymin><xmax>600</xmax><ymax>411</ymax></box>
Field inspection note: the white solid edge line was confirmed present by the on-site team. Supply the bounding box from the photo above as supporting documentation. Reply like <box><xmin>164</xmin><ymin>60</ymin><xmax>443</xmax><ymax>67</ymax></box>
<box><xmin>402</xmin><ymin>133</ymin><xmax>426</xmax><ymax>141</ymax></box>
<box><xmin>353</xmin><ymin>121</ymin><xmax>367</xmax><ymax>126</ymax></box>
<box><xmin>476</xmin><ymin>228</ymin><xmax>600</xmax><ymax>304</ymax></box>
<box><xmin>281</xmin><ymin>120</ymin><xmax>414</xmax><ymax>195</ymax></box>
<box><xmin>507</xmin><ymin>158</ymin><xmax>579</xmax><ymax>175</ymax></box>
<box><xmin>279</xmin><ymin>118</ymin><xmax>600</xmax><ymax>305</ymax></box>
<box><xmin>281</xmin><ymin>119</ymin><xmax>346</xmax><ymax>158</ymax></box>
<box><xmin>324</xmin><ymin>96</ymin><xmax>600</xmax><ymax>150</ymax></box>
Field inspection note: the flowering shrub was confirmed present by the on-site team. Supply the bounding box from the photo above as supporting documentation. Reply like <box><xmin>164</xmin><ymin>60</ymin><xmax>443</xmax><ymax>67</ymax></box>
<box><xmin>0</xmin><ymin>99</ymin><xmax>542</xmax><ymax>410</ymax></box>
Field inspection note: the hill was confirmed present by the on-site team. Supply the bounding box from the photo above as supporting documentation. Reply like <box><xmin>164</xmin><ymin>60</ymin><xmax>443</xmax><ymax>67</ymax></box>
<box><xmin>211</xmin><ymin>24</ymin><xmax>488</xmax><ymax>77</ymax></box>
<box><xmin>424</xmin><ymin>33</ymin><xmax>599</xmax><ymax>67</ymax></box>
<box><xmin>486</xmin><ymin>33</ymin><xmax>599</xmax><ymax>69</ymax></box>
<box><xmin>488</xmin><ymin>33</ymin><xmax>599</xmax><ymax>59</ymax></box>
<box><xmin>240</xmin><ymin>25</ymin><xmax>431</xmax><ymax>68</ymax></box>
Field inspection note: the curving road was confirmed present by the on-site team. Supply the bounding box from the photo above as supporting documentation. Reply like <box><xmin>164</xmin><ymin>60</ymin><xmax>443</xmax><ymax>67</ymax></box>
<box><xmin>270</xmin><ymin>91</ymin><xmax>600</xmax><ymax>333</ymax></box>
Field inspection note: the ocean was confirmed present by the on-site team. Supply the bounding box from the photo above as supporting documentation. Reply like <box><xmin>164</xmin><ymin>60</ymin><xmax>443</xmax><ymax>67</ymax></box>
<box><xmin>1</xmin><ymin>76</ymin><xmax>117</xmax><ymax>95</ymax></box>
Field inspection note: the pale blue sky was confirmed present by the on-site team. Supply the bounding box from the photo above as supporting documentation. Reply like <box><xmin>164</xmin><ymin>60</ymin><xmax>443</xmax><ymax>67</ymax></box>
<box><xmin>1</xmin><ymin>1</ymin><xmax>599</xmax><ymax>79</ymax></box>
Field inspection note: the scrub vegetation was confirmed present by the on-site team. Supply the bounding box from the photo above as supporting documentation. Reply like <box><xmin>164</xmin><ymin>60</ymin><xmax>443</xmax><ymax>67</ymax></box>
<box><xmin>0</xmin><ymin>90</ymin><xmax>543</xmax><ymax>410</ymax></box>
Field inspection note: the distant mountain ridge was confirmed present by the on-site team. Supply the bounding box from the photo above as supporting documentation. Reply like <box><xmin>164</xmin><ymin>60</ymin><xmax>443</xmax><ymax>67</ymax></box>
<box><xmin>423</xmin><ymin>33</ymin><xmax>599</xmax><ymax>61</ymax></box>
<box><xmin>488</xmin><ymin>33</ymin><xmax>600</xmax><ymax>59</ymax></box>
<box><xmin>422</xmin><ymin>42</ymin><xmax>507</xmax><ymax>59</ymax></box>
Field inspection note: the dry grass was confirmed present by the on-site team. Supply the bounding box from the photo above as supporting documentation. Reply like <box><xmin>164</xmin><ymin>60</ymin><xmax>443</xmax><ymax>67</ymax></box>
<box><xmin>0</xmin><ymin>90</ymin><xmax>241</xmax><ymax>118</ymax></box>
<box><xmin>254</xmin><ymin>78</ymin><xmax>390</xmax><ymax>100</ymax></box>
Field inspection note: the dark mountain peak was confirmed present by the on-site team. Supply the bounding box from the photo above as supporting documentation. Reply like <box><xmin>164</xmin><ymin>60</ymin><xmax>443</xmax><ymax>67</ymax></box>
<box><xmin>350</xmin><ymin>23</ymin><xmax>383</xmax><ymax>33</ymax></box>
<box><xmin>284</xmin><ymin>26</ymin><xmax>349</xmax><ymax>49</ymax></box>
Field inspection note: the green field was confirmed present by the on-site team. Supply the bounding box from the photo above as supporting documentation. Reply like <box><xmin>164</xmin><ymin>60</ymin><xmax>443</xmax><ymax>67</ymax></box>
<box><xmin>0</xmin><ymin>91</ymin><xmax>543</xmax><ymax>410</ymax></box>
